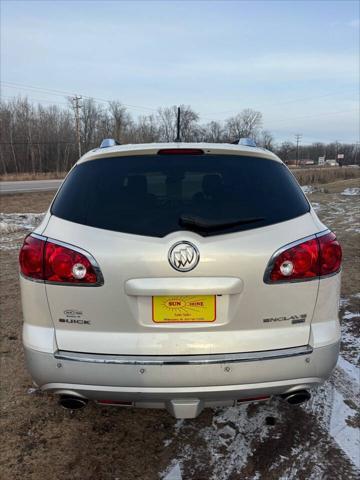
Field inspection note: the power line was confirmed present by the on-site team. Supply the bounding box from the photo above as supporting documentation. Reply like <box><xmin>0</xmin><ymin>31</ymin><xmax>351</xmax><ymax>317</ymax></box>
<box><xmin>1</xmin><ymin>82</ymin><xmax>75</xmax><ymax>98</ymax></box>
<box><xmin>265</xmin><ymin>108</ymin><xmax>359</xmax><ymax>125</ymax></box>
<box><xmin>2</xmin><ymin>80</ymin><xmax>358</xmax><ymax>123</ymax></box>
<box><xmin>0</xmin><ymin>94</ymin><xmax>69</xmax><ymax>106</ymax></box>
<box><xmin>71</xmin><ymin>96</ymin><xmax>82</xmax><ymax>157</ymax></box>
<box><xmin>0</xmin><ymin>81</ymin><xmax>158</xmax><ymax>113</ymax></box>
<box><xmin>199</xmin><ymin>89</ymin><xmax>359</xmax><ymax>118</ymax></box>
<box><xmin>2</xmin><ymin>93</ymin><xmax>358</xmax><ymax>126</ymax></box>
<box><xmin>199</xmin><ymin>108</ymin><xmax>359</xmax><ymax>125</ymax></box>
<box><xmin>268</xmin><ymin>129</ymin><xmax>348</xmax><ymax>144</ymax></box>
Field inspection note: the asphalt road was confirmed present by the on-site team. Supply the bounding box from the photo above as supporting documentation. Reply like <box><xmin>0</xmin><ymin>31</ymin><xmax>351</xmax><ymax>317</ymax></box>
<box><xmin>0</xmin><ymin>179</ymin><xmax>62</xmax><ymax>194</ymax></box>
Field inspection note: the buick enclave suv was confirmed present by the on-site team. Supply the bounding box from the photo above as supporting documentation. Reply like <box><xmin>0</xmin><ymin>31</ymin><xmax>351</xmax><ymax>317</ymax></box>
<box><xmin>19</xmin><ymin>140</ymin><xmax>342</xmax><ymax>418</ymax></box>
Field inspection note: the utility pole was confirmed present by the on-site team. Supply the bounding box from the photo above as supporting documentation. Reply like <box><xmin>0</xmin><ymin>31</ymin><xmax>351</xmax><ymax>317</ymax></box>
<box><xmin>295</xmin><ymin>134</ymin><xmax>302</xmax><ymax>166</ymax></box>
<box><xmin>72</xmin><ymin>95</ymin><xmax>82</xmax><ymax>158</ymax></box>
<box><xmin>334</xmin><ymin>140</ymin><xmax>339</xmax><ymax>162</ymax></box>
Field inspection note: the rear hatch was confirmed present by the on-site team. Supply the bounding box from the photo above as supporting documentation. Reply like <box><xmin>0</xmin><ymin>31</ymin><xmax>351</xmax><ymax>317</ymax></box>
<box><xmin>42</xmin><ymin>150</ymin><xmax>319</xmax><ymax>355</ymax></box>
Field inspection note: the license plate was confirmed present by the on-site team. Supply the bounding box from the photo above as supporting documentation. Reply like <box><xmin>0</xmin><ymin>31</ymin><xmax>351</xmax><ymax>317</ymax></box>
<box><xmin>152</xmin><ymin>295</ymin><xmax>216</xmax><ymax>323</ymax></box>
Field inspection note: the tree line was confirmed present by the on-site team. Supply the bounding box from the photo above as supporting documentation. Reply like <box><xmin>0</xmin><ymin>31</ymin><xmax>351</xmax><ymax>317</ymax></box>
<box><xmin>0</xmin><ymin>97</ymin><xmax>358</xmax><ymax>174</ymax></box>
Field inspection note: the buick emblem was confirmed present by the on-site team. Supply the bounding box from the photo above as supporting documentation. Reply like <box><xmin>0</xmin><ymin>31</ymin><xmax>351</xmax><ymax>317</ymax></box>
<box><xmin>168</xmin><ymin>241</ymin><xmax>200</xmax><ymax>272</ymax></box>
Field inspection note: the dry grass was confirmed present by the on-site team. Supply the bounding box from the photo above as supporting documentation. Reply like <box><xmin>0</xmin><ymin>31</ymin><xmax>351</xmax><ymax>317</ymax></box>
<box><xmin>0</xmin><ymin>172</ymin><xmax>67</xmax><ymax>182</ymax></box>
<box><xmin>291</xmin><ymin>167</ymin><xmax>360</xmax><ymax>185</ymax></box>
<box><xmin>0</xmin><ymin>191</ymin><xmax>55</xmax><ymax>213</ymax></box>
<box><xmin>316</xmin><ymin>178</ymin><xmax>360</xmax><ymax>194</ymax></box>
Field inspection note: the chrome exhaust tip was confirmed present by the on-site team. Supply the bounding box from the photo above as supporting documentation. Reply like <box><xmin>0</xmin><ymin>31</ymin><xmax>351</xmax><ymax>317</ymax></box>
<box><xmin>282</xmin><ymin>390</ymin><xmax>311</xmax><ymax>405</ymax></box>
<box><xmin>59</xmin><ymin>395</ymin><xmax>88</xmax><ymax>410</ymax></box>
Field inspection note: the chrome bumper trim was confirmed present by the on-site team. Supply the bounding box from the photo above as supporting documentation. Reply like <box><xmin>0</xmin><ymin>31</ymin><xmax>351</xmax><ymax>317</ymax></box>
<box><xmin>54</xmin><ymin>345</ymin><xmax>313</xmax><ymax>366</ymax></box>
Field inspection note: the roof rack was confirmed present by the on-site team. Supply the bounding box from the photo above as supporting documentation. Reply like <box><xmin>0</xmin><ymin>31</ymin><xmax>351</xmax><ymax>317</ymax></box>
<box><xmin>99</xmin><ymin>138</ymin><xmax>121</xmax><ymax>149</ymax></box>
<box><xmin>237</xmin><ymin>138</ymin><xmax>257</xmax><ymax>147</ymax></box>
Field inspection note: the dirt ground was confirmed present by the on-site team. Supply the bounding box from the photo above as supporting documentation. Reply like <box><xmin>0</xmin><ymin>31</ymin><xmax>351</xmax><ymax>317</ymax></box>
<box><xmin>0</xmin><ymin>182</ymin><xmax>359</xmax><ymax>480</ymax></box>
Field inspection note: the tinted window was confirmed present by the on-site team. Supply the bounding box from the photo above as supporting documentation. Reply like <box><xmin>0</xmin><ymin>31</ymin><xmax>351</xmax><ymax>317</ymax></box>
<box><xmin>52</xmin><ymin>155</ymin><xmax>309</xmax><ymax>237</ymax></box>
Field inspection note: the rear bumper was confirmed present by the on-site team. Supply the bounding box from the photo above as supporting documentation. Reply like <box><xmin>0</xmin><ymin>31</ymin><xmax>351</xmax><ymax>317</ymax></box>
<box><xmin>24</xmin><ymin>341</ymin><xmax>339</xmax><ymax>416</ymax></box>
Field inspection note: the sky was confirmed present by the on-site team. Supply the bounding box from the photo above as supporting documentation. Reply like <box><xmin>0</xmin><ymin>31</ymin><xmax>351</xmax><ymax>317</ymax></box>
<box><xmin>1</xmin><ymin>0</ymin><xmax>359</xmax><ymax>144</ymax></box>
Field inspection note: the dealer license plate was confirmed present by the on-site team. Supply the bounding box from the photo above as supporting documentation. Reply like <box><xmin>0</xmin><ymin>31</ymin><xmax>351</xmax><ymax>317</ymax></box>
<box><xmin>152</xmin><ymin>295</ymin><xmax>216</xmax><ymax>323</ymax></box>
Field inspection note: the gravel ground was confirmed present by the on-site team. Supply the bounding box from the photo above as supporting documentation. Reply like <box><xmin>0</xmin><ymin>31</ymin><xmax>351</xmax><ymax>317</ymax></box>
<box><xmin>0</xmin><ymin>184</ymin><xmax>359</xmax><ymax>480</ymax></box>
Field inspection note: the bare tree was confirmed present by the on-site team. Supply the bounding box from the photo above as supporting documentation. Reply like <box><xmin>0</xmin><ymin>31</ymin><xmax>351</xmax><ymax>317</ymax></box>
<box><xmin>225</xmin><ymin>109</ymin><xmax>262</xmax><ymax>141</ymax></box>
<box><xmin>132</xmin><ymin>114</ymin><xmax>159</xmax><ymax>143</ymax></box>
<box><xmin>109</xmin><ymin>101</ymin><xmax>131</xmax><ymax>142</ymax></box>
<box><xmin>157</xmin><ymin>106</ymin><xmax>177</xmax><ymax>142</ymax></box>
<box><xmin>156</xmin><ymin>105</ymin><xmax>200</xmax><ymax>142</ymax></box>
<box><xmin>277</xmin><ymin>141</ymin><xmax>295</xmax><ymax>163</ymax></box>
<box><xmin>201</xmin><ymin>121</ymin><xmax>225</xmax><ymax>143</ymax></box>
<box><xmin>1</xmin><ymin>96</ymin><xmax>359</xmax><ymax>175</ymax></box>
<box><xmin>81</xmin><ymin>98</ymin><xmax>101</xmax><ymax>151</ymax></box>
<box><xmin>258</xmin><ymin>130</ymin><xmax>274</xmax><ymax>150</ymax></box>
<box><xmin>178</xmin><ymin>105</ymin><xmax>200</xmax><ymax>141</ymax></box>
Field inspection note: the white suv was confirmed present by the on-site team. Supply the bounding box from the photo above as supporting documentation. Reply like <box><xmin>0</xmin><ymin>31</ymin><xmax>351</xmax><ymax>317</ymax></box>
<box><xmin>19</xmin><ymin>140</ymin><xmax>342</xmax><ymax>418</ymax></box>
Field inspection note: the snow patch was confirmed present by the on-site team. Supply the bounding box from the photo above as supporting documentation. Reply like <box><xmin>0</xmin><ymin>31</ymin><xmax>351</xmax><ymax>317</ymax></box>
<box><xmin>340</xmin><ymin>297</ymin><xmax>350</xmax><ymax>308</ymax></box>
<box><xmin>162</xmin><ymin>364</ymin><xmax>360</xmax><ymax>478</ymax></box>
<box><xmin>337</xmin><ymin>356</ymin><xmax>359</xmax><ymax>388</ymax></box>
<box><xmin>301</xmin><ymin>185</ymin><xmax>316</xmax><ymax>194</ymax></box>
<box><xmin>166</xmin><ymin>402</ymin><xmax>275</xmax><ymax>480</ymax></box>
<box><xmin>341</xmin><ymin>188</ymin><xmax>360</xmax><ymax>196</ymax></box>
<box><xmin>0</xmin><ymin>212</ymin><xmax>45</xmax><ymax>233</ymax></box>
<box><xmin>343</xmin><ymin>311</ymin><xmax>360</xmax><ymax>320</ymax></box>
<box><xmin>162</xmin><ymin>462</ymin><xmax>182</xmax><ymax>480</ymax></box>
<box><xmin>0</xmin><ymin>212</ymin><xmax>45</xmax><ymax>250</ymax></box>
<box><xmin>308</xmin><ymin>359</ymin><xmax>360</xmax><ymax>469</ymax></box>
<box><xmin>315</xmin><ymin>194</ymin><xmax>360</xmax><ymax>234</ymax></box>
<box><xmin>329</xmin><ymin>388</ymin><xmax>360</xmax><ymax>468</ymax></box>
<box><xmin>340</xmin><ymin>296</ymin><xmax>360</xmax><ymax>365</ymax></box>
<box><xmin>311</xmin><ymin>202</ymin><xmax>321</xmax><ymax>212</ymax></box>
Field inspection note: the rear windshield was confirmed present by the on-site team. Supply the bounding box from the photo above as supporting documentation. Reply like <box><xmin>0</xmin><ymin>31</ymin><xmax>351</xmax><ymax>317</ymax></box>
<box><xmin>51</xmin><ymin>154</ymin><xmax>309</xmax><ymax>237</ymax></box>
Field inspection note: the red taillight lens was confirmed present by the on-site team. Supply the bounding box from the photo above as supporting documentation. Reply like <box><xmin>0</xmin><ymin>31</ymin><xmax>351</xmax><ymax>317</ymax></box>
<box><xmin>269</xmin><ymin>238</ymin><xmax>319</xmax><ymax>282</ymax></box>
<box><xmin>318</xmin><ymin>232</ymin><xmax>342</xmax><ymax>275</ymax></box>
<box><xmin>44</xmin><ymin>241</ymin><xmax>97</xmax><ymax>284</ymax></box>
<box><xmin>19</xmin><ymin>235</ymin><xmax>101</xmax><ymax>285</ymax></box>
<box><xmin>19</xmin><ymin>236</ymin><xmax>45</xmax><ymax>280</ymax></box>
<box><xmin>157</xmin><ymin>148</ymin><xmax>204</xmax><ymax>155</ymax></box>
<box><xmin>266</xmin><ymin>232</ymin><xmax>342</xmax><ymax>283</ymax></box>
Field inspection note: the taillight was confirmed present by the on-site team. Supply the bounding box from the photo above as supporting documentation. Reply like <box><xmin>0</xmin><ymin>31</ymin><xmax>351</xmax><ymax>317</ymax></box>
<box><xmin>19</xmin><ymin>235</ymin><xmax>103</xmax><ymax>285</ymax></box>
<box><xmin>19</xmin><ymin>235</ymin><xmax>45</xmax><ymax>280</ymax></box>
<box><xmin>318</xmin><ymin>232</ymin><xmax>342</xmax><ymax>275</ymax></box>
<box><xmin>44</xmin><ymin>241</ymin><xmax>98</xmax><ymax>284</ymax></box>
<box><xmin>265</xmin><ymin>231</ymin><xmax>342</xmax><ymax>283</ymax></box>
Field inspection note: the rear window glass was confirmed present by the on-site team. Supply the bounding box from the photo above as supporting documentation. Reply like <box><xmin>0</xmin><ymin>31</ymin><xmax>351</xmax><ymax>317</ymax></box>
<box><xmin>51</xmin><ymin>154</ymin><xmax>309</xmax><ymax>237</ymax></box>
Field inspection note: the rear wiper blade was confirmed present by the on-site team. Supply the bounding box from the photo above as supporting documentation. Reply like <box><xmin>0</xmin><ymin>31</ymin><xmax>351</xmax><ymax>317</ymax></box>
<box><xmin>179</xmin><ymin>214</ymin><xmax>265</xmax><ymax>231</ymax></box>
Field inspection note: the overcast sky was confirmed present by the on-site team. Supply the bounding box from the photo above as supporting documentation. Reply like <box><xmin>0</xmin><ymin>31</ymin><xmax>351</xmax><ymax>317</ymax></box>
<box><xmin>1</xmin><ymin>0</ymin><xmax>359</xmax><ymax>143</ymax></box>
